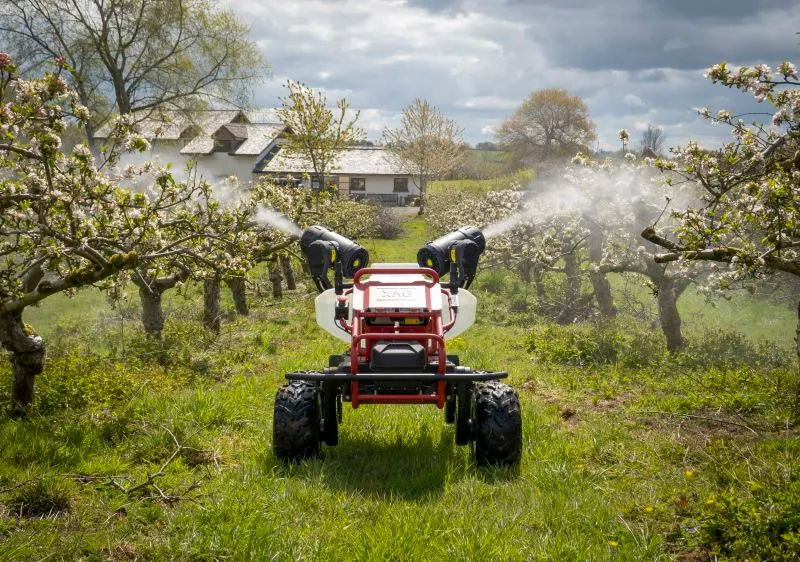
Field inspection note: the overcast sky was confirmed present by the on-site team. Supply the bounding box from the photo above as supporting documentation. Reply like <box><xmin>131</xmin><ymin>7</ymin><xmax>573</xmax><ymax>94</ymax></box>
<box><xmin>224</xmin><ymin>0</ymin><xmax>800</xmax><ymax>150</ymax></box>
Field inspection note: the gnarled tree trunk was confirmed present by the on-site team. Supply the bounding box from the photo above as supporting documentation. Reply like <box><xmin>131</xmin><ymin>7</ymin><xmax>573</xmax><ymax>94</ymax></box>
<box><xmin>269</xmin><ymin>259</ymin><xmax>283</xmax><ymax>299</ymax></box>
<box><xmin>203</xmin><ymin>276</ymin><xmax>221</xmax><ymax>333</ymax></box>
<box><xmin>138</xmin><ymin>283</ymin><xmax>165</xmax><ymax>338</ymax></box>
<box><xmin>226</xmin><ymin>276</ymin><xmax>249</xmax><ymax>315</ymax></box>
<box><xmin>795</xmin><ymin>299</ymin><xmax>800</xmax><ymax>414</ymax></box>
<box><xmin>132</xmin><ymin>271</ymin><xmax>187</xmax><ymax>339</ymax></box>
<box><xmin>533</xmin><ymin>267</ymin><xmax>546</xmax><ymax>300</ymax></box>
<box><xmin>280</xmin><ymin>256</ymin><xmax>296</xmax><ymax>290</ymax></box>
<box><xmin>0</xmin><ymin>311</ymin><xmax>45</xmax><ymax>406</ymax></box>
<box><xmin>588</xmin><ymin>228</ymin><xmax>617</xmax><ymax>318</ymax></box>
<box><xmin>591</xmin><ymin>273</ymin><xmax>617</xmax><ymax>318</ymax></box>
<box><xmin>656</xmin><ymin>276</ymin><xmax>690</xmax><ymax>353</ymax></box>
<box><xmin>556</xmin><ymin>252</ymin><xmax>582</xmax><ymax>325</ymax></box>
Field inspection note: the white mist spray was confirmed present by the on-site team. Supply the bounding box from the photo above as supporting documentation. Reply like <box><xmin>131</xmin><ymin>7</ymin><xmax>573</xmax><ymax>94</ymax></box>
<box><xmin>481</xmin><ymin>162</ymin><xmax>683</xmax><ymax>241</ymax></box>
<box><xmin>254</xmin><ymin>206</ymin><xmax>303</xmax><ymax>237</ymax></box>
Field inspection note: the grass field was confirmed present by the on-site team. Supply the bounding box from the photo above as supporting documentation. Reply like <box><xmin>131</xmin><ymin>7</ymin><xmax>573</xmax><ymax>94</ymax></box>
<box><xmin>427</xmin><ymin>169</ymin><xmax>534</xmax><ymax>196</ymax></box>
<box><xmin>1</xmin><ymin>218</ymin><xmax>799</xmax><ymax>560</ymax></box>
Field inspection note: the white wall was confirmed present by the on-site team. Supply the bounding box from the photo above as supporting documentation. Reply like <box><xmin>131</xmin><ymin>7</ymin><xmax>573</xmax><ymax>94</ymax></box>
<box><xmin>362</xmin><ymin>175</ymin><xmax>418</xmax><ymax>196</ymax></box>
<box><xmin>109</xmin><ymin>146</ymin><xmax>258</xmax><ymax>188</ymax></box>
<box><xmin>190</xmin><ymin>153</ymin><xmax>258</xmax><ymax>185</ymax></box>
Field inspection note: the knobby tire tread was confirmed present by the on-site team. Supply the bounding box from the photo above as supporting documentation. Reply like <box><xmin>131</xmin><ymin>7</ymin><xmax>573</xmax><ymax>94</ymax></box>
<box><xmin>273</xmin><ymin>381</ymin><xmax>321</xmax><ymax>462</ymax></box>
<box><xmin>473</xmin><ymin>382</ymin><xmax>523</xmax><ymax>466</ymax></box>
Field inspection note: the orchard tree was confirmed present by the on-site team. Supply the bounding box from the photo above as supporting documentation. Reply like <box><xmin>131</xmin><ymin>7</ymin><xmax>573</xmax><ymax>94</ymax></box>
<box><xmin>129</xmin><ymin>175</ymin><xmax>317</xmax><ymax>338</ymax></box>
<box><xmin>567</xmin><ymin>154</ymin><xmax>701</xmax><ymax>350</ymax></box>
<box><xmin>277</xmin><ymin>81</ymin><xmax>363</xmax><ymax>193</ymax></box>
<box><xmin>496</xmin><ymin>88</ymin><xmax>596</xmax><ymax>165</ymax></box>
<box><xmin>0</xmin><ymin>0</ymin><xmax>267</xmax><ymax>146</ymax></box>
<box><xmin>424</xmin><ymin>183</ymin><xmax>597</xmax><ymax>322</ymax></box>
<box><xmin>642</xmin><ymin>57</ymin><xmax>800</xmax><ymax>364</ymax></box>
<box><xmin>0</xmin><ymin>57</ymin><xmax>226</xmax><ymax>406</ymax></box>
<box><xmin>382</xmin><ymin>98</ymin><xmax>464</xmax><ymax>214</ymax></box>
<box><xmin>618</xmin><ymin>129</ymin><xmax>630</xmax><ymax>152</ymax></box>
<box><xmin>129</xmin><ymin>174</ymin><xmax>262</xmax><ymax>338</ymax></box>
<box><xmin>424</xmin><ymin>152</ymin><xmax>704</xmax><ymax>349</ymax></box>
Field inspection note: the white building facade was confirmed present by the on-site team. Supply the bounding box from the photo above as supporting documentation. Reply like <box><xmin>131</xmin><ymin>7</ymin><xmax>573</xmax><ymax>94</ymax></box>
<box><xmin>94</xmin><ymin>110</ymin><xmax>416</xmax><ymax>205</ymax></box>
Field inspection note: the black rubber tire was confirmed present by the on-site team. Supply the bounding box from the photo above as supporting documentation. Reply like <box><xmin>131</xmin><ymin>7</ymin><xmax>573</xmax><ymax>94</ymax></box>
<box><xmin>445</xmin><ymin>394</ymin><xmax>456</xmax><ymax>424</ymax></box>
<box><xmin>322</xmin><ymin>382</ymin><xmax>339</xmax><ymax>446</ymax></box>
<box><xmin>455</xmin><ymin>383</ymin><xmax>473</xmax><ymax>446</ymax></box>
<box><xmin>273</xmin><ymin>381</ymin><xmax>321</xmax><ymax>462</ymax></box>
<box><xmin>473</xmin><ymin>382</ymin><xmax>522</xmax><ymax>466</ymax></box>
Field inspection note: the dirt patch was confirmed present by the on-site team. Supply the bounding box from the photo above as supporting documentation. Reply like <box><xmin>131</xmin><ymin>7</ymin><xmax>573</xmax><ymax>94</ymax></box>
<box><xmin>522</xmin><ymin>383</ymin><xmax>563</xmax><ymax>405</ymax></box>
<box><xmin>181</xmin><ymin>447</ymin><xmax>221</xmax><ymax>468</ymax></box>
<box><xmin>560</xmin><ymin>405</ymin><xmax>577</xmax><ymax>420</ymax></box>
<box><xmin>586</xmin><ymin>392</ymin><xmax>636</xmax><ymax>413</ymax></box>
<box><xmin>637</xmin><ymin>410</ymin><xmax>761</xmax><ymax>443</ymax></box>
<box><xmin>104</xmin><ymin>542</ymin><xmax>139</xmax><ymax>561</ymax></box>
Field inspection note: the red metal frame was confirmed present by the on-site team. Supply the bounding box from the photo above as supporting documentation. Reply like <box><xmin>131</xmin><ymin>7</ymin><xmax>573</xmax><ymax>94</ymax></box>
<box><xmin>338</xmin><ymin>266</ymin><xmax>455</xmax><ymax>409</ymax></box>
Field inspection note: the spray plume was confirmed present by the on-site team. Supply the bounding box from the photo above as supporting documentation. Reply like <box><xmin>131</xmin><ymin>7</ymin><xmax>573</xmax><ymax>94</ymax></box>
<box><xmin>254</xmin><ymin>206</ymin><xmax>302</xmax><ymax>237</ymax></box>
<box><xmin>481</xmin><ymin>161</ymin><xmax>685</xmax><ymax>242</ymax></box>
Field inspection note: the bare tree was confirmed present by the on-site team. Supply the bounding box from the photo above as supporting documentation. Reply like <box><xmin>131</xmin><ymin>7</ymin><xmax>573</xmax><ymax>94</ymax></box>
<box><xmin>0</xmin><ymin>0</ymin><xmax>267</xmax><ymax>146</ymax></box>
<box><xmin>382</xmin><ymin>98</ymin><xmax>464</xmax><ymax>214</ymax></box>
<box><xmin>637</xmin><ymin>124</ymin><xmax>666</xmax><ymax>156</ymax></box>
<box><xmin>495</xmin><ymin>88</ymin><xmax>596</xmax><ymax>165</ymax></box>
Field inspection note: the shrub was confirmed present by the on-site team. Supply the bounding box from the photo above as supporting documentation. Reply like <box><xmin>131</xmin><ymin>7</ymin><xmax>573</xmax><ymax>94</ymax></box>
<box><xmin>675</xmin><ymin>328</ymin><xmax>791</xmax><ymax>370</ymax></box>
<box><xmin>370</xmin><ymin>205</ymin><xmax>404</xmax><ymax>239</ymax></box>
<box><xmin>693</xmin><ymin>483</ymin><xmax>800</xmax><ymax>560</ymax></box>
<box><xmin>526</xmin><ymin>322</ymin><xmax>792</xmax><ymax>371</ymax></box>
<box><xmin>525</xmin><ymin>322</ymin><xmax>666</xmax><ymax>368</ymax></box>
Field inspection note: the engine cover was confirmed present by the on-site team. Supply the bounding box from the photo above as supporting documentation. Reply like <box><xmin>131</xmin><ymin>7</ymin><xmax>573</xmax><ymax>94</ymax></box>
<box><xmin>370</xmin><ymin>340</ymin><xmax>427</xmax><ymax>371</ymax></box>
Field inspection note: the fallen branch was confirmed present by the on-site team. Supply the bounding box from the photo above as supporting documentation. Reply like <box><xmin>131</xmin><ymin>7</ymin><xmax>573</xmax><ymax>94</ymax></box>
<box><xmin>637</xmin><ymin>410</ymin><xmax>760</xmax><ymax>435</ymax></box>
<box><xmin>107</xmin><ymin>425</ymin><xmax>208</xmax><ymax>506</ymax></box>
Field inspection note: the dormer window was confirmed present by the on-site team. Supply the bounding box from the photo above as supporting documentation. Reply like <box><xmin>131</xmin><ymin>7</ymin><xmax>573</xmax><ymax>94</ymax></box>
<box><xmin>214</xmin><ymin>138</ymin><xmax>235</xmax><ymax>153</ymax></box>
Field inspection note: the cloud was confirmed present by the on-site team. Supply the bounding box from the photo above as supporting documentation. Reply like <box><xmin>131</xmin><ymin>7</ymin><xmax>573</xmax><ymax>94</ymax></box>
<box><xmin>662</xmin><ymin>37</ymin><xmax>689</xmax><ymax>52</ymax></box>
<box><xmin>222</xmin><ymin>0</ymin><xmax>800</xmax><ymax>149</ymax></box>
<box><xmin>624</xmin><ymin>94</ymin><xmax>646</xmax><ymax>108</ymax></box>
<box><xmin>455</xmin><ymin>96</ymin><xmax>520</xmax><ymax>110</ymax></box>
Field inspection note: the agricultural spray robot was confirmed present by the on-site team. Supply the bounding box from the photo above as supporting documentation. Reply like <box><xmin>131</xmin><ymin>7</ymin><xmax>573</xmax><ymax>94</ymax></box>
<box><xmin>272</xmin><ymin>226</ymin><xmax>522</xmax><ymax>466</ymax></box>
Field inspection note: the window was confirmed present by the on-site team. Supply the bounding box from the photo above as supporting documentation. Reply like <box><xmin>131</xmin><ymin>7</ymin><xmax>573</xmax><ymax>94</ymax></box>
<box><xmin>349</xmin><ymin>177</ymin><xmax>366</xmax><ymax>192</ymax></box>
<box><xmin>214</xmin><ymin>138</ymin><xmax>233</xmax><ymax>153</ymax></box>
<box><xmin>276</xmin><ymin>175</ymin><xmax>301</xmax><ymax>188</ymax></box>
<box><xmin>393</xmin><ymin>177</ymin><xmax>409</xmax><ymax>193</ymax></box>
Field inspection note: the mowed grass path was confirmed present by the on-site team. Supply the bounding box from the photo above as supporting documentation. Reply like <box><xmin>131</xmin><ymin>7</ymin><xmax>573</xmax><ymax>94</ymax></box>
<box><xmin>1</xmin><ymin>218</ymin><xmax>798</xmax><ymax>560</ymax></box>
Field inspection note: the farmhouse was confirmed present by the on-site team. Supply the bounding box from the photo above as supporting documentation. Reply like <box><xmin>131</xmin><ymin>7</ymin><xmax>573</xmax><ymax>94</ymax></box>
<box><xmin>255</xmin><ymin>146</ymin><xmax>417</xmax><ymax>205</ymax></box>
<box><xmin>93</xmin><ymin>109</ymin><xmax>415</xmax><ymax>204</ymax></box>
<box><xmin>93</xmin><ymin>109</ymin><xmax>288</xmax><ymax>183</ymax></box>
<box><xmin>179</xmin><ymin>122</ymin><xmax>288</xmax><ymax>182</ymax></box>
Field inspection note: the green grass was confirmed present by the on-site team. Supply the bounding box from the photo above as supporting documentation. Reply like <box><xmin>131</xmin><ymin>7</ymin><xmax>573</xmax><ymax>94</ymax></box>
<box><xmin>1</xmin><ymin>216</ymin><xmax>799</xmax><ymax>560</ymax></box>
<box><xmin>361</xmin><ymin>216</ymin><xmax>437</xmax><ymax>263</ymax></box>
<box><xmin>428</xmin><ymin>169</ymin><xmax>534</xmax><ymax>196</ymax></box>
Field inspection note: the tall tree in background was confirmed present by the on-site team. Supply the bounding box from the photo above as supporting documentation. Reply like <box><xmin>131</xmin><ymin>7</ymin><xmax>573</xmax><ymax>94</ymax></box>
<box><xmin>382</xmin><ymin>98</ymin><xmax>464</xmax><ymax>215</ymax></box>
<box><xmin>277</xmin><ymin>80</ymin><xmax>363</xmax><ymax>193</ymax></box>
<box><xmin>637</xmin><ymin>124</ymin><xmax>666</xmax><ymax>156</ymax></box>
<box><xmin>0</xmin><ymin>0</ymin><xmax>267</xmax><ymax>147</ymax></box>
<box><xmin>496</xmin><ymin>88</ymin><xmax>596</xmax><ymax>165</ymax></box>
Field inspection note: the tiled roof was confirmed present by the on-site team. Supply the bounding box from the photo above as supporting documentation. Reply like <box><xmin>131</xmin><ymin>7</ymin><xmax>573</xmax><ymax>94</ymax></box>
<box><xmin>180</xmin><ymin>123</ymin><xmax>285</xmax><ymax>155</ymax></box>
<box><xmin>258</xmin><ymin>147</ymin><xmax>408</xmax><ymax>175</ymax></box>
<box><xmin>244</xmin><ymin>108</ymin><xmax>282</xmax><ymax>124</ymax></box>
<box><xmin>232</xmin><ymin>124</ymin><xmax>286</xmax><ymax>155</ymax></box>
<box><xmin>220</xmin><ymin>123</ymin><xmax>248</xmax><ymax>139</ymax></box>
<box><xmin>94</xmin><ymin>109</ymin><xmax>244</xmax><ymax>139</ymax></box>
<box><xmin>179</xmin><ymin>136</ymin><xmax>215</xmax><ymax>155</ymax></box>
